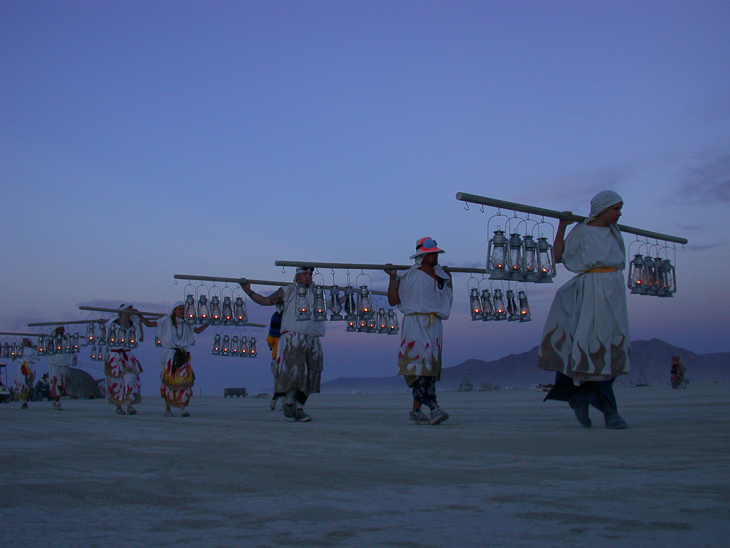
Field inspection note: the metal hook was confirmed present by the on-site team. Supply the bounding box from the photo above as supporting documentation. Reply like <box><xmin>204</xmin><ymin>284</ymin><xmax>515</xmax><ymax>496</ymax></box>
<box><xmin>464</xmin><ymin>202</ymin><xmax>470</xmax><ymax>211</ymax></box>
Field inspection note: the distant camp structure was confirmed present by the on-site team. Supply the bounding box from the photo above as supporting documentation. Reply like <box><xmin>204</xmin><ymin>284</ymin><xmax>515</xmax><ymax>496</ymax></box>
<box><xmin>458</xmin><ymin>374</ymin><xmax>473</xmax><ymax>392</ymax></box>
<box><xmin>479</xmin><ymin>382</ymin><xmax>500</xmax><ymax>391</ymax></box>
<box><xmin>636</xmin><ymin>368</ymin><xmax>649</xmax><ymax>387</ymax></box>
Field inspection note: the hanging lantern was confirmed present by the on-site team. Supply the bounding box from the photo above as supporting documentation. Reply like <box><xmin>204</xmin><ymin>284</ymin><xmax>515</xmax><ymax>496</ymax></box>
<box><xmin>357</xmin><ymin>315</ymin><xmax>368</xmax><ymax>332</ymax></box>
<box><xmin>387</xmin><ymin>309</ymin><xmax>399</xmax><ymax>335</ymax></box>
<box><xmin>518</xmin><ymin>290</ymin><xmax>532</xmax><ymax>322</ymax></box>
<box><xmin>493</xmin><ymin>289</ymin><xmax>507</xmax><ymax>321</ymax></box>
<box><xmin>480</xmin><ymin>289</ymin><xmax>495</xmax><ymax>321</ymax></box>
<box><xmin>37</xmin><ymin>335</ymin><xmax>46</xmax><ymax>356</ymax></box>
<box><xmin>210</xmin><ymin>296</ymin><xmax>223</xmax><ymax>325</ymax></box>
<box><xmin>295</xmin><ymin>285</ymin><xmax>312</xmax><ymax>320</ymax></box>
<box><xmin>469</xmin><ymin>288</ymin><xmax>483</xmax><ymax>321</ymax></box>
<box><xmin>72</xmin><ymin>333</ymin><xmax>81</xmax><ymax>353</ymax></box>
<box><xmin>627</xmin><ymin>254</ymin><xmax>646</xmax><ymax>294</ymax></box>
<box><xmin>487</xmin><ymin>230</ymin><xmax>509</xmax><ymax>280</ymax></box>
<box><xmin>231</xmin><ymin>335</ymin><xmax>239</xmax><ymax>356</ymax></box>
<box><xmin>234</xmin><ymin>297</ymin><xmax>247</xmax><ymax>326</ymax></box>
<box><xmin>221</xmin><ymin>334</ymin><xmax>231</xmax><ymax>356</ymax></box>
<box><xmin>536</xmin><ymin>237</ymin><xmax>555</xmax><ymax>282</ymax></box>
<box><xmin>377</xmin><ymin>308</ymin><xmax>389</xmax><ymax>333</ymax></box>
<box><xmin>90</xmin><ymin>345</ymin><xmax>98</xmax><ymax>361</ymax></box>
<box><xmin>184</xmin><ymin>294</ymin><xmax>197</xmax><ymax>324</ymax></box>
<box><xmin>97</xmin><ymin>323</ymin><xmax>107</xmax><ymax>346</ymax></box>
<box><xmin>63</xmin><ymin>334</ymin><xmax>73</xmax><ymax>353</ymax></box>
<box><xmin>367</xmin><ymin>316</ymin><xmax>378</xmax><ymax>333</ymax></box>
<box><xmin>107</xmin><ymin>324</ymin><xmax>118</xmax><ymax>346</ymax></box>
<box><xmin>197</xmin><ymin>295</ymin><xmax>211</xmax><ymax>324</ymax></box>
<box><xmin>248</xmin><ymin>337</ymin><xmax>257</xmax><ymax>358</ymax></box>
<box><xmin>522</xmin><ymin>235</ymin><xmax>539</xmax><ymax>282</ymax></box>
<box><xmin>508</xmin><ymin>233</ymin><xmax>524</xmax><ymax>279</ymax></box>
<box><xmin>660</xmin><ymin>258</ymin><xmax>676</xmax><ymax>297</ymax></box>
<box><xmin>222</xmin><ymin>296</ymin><xmax>234</xmax><ymax>325</ymax></box>
<box><xmin>128</xmin><ymin>325</ymin><xmax>138</xmax><ymax>348</ymax></box>
<box><xmin>239</xmin><ymin>336</ymin><xmax>249</xmax><ymax>357</ymax></box>
<box><xmin>312</xmin><ymin>285</ymin><xmax>328</xmax><ymax>321</ymax></box>
<box><xmin>642</xmin><ymin>257</ymin><xmax>657</xmax><ymax>295</ymax></box>
<box><xmin>9</xmin><ymin>343</ymin><xmax>18</xmax><ymax>360</ymax></box>
<box><xmin>84</xmin><ymin>323</ymin><xmax>96</xmax><ymax>345</ymax></box>
<box><xmin>357</xmin><ymin>286</ymin><xmax>374</xmax><ymax>319</ymax></box>
<box><xmin>155</xmin><ymin>335</ymin><xmax>162</xmax><ymax>347</ymax></box>
<box><xmin>328</xmin><ymin>286</ymin><xmax>344</xmax><ymax>321</ymax></box>
<box><xmin>346</xmin><ymin>318</ymin><xmax>357</xmax><ymax>332</ymax></box>
<box><xmin>506</xmin><ymin>289</ymin><xmax>520</xmax><ymax>321</ymax></box>
<box><xmin>101</xmin><ymin>347</ymin><xmax>109</xmax><ymax>362</ymax></box>
<box><xmin>54</xmin><ymin>334</ymin><xmax>64</xmax><ymax>353</ymax></box>
<box><xmin>2</xmin><ymin>342</ymin><xmax>10</xmax><ymax>358</ymax></box>
<box><xmin>211</xmin><ymin>333</ymin><xmax>221</xmax><ymax>355</ymax></box>
<box><xmin>119</xmin><ymin>325</ymin><xmax>129</xmax><ymax>346</ymax></box>
<box><xmin>343</xmin><ymin>286</ymin><xmax>358</xmax><ymax>323</ymax></box>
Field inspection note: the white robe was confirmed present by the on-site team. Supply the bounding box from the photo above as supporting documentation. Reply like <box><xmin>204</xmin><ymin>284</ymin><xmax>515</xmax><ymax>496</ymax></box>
<box><xmin>538</xmin><ymin>222</ymin><xmax>630</xmax><ymax>382</ymax></box>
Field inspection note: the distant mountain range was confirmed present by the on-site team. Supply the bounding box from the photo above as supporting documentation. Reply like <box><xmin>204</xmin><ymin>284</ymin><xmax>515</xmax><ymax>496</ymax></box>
<box><xmin>321</xmin><ymin>339</ymin><xmax>730</xmax><ymax>393</ymax></box>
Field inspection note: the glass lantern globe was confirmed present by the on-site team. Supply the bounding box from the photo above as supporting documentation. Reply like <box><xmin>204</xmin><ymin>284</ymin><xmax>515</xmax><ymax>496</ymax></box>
<box><xmin>518</xmin><ymin>290</ymin><xmax>532</xmax><ymax>322</ymax></box>
<box><xmin>234</xmin><ymin>297</ymin><xmax>247</xmax><ymax>326</ymax></box>
<box><xmin>118</xmin><ymin>325</ymin><xmax>128</xmax><ymax>346</ymax></box>
<box><xmin>377</xmin><ymin>308</ymin><xmax>389</xmax><ymax>333</ymax></box>
<box><xmin>506</xmin><ymin>289</ymin><xmax>520</xmax><ymax>321</ymax></box>
<box><xmin>493</xmin><ymin>289</ymin><xmax>507</xmax><ymax>321</ymax></box>
<box><xmin>37</xmin><ymin>335</ymin><xmax>46</xmax><ymax>356</ymax></box>
<box><xmin>357</xmin><ymin>286</ymin><xmax>374</xmax><ymax>320</ymax></box>
<box><xmin>211</xmin><ymin>333</ymin><xmax>221</xmax><ymax>355</ymax></box>
<box><xmin>90</xmin><ymin>345</ymin><xmax>98</xmax><ymax>361</ymax></box>
<box><xmin>184</xmin><ymin>294</ymin><xmax>197</xmax><ymax>325</ymax></box>
<box><xmin>128</xmin><ymin>325</ymin><xmax>138</xmax><ymax>348</ymax></box>
<box><xmin>210</xmin><ymin>296</ymin><xmax>223</xmax><ymax>325</ymax></box>
<box><xmin>239</xmin><ymin>336</ymin><xmax>249</xmax><ymax>357</ymax></box>
<box><xmin>231</xmin><ymin>335</ymin><xmax>239</xmax><ymax>356</ymax></box>
<box><xmin>63</xmin><ymin>334</ymin><xmax>73</xmax><ymax>353</ymax></box>
<box><xmin>508</xmin><ymin>233</ymin><xmax>524</xmax><ymax>279</ymax></box>
<box><xmin>536</xmin><ymin>237</ymin><xmax>555</xmax><ymax>282</ymax></box>
<box><xmin>343</xmin><ymin>286</ymin><xmax>358</xmax><ymax>323</ymax></box>
<box><xmin>222</xmin><ymin>296</ymin><xmax>234</xmax><ymax>325</ymax></box>
<box><xmin>522</xmin><ymin>235</ymin><xmax>539</xmax><ymax>282</ymax></box>
<box><xmin>97</xmin><ymin>323</ymin><xmax>107</xmax><ymax>346</ymax></box>
<box><xmin>469</xmin><ymin>288</ymin><xmax>483</xmax><ymax>321</ymax></box>
<box><xmin>480</xmin><ymin>289</ymin><xmax>495</xmax><ymax>321</ymax></box>
<box><xmin>155</xmin><ymin>335</ymin><xmax>162</xmax><ymax>347</ymax></box>
<box><xmin>387</xmin><ymin>309</ymin><xmax>399</xmax><ymax>335</ymax></box>
<box><xmin>487</xmin><ymin>230</ymin><xmax>509</xmax><ymax>280</ymax></box>
<box><xmin>312</xmin><ymin>285</ymin><xmax>328</xmax><ymax>321</ymax></box>
<box><xmin>85</xmin><ymin>323</ymin><xmax>96</xmax><ymax>345</ymax></box>
<box><xmin>295</xmin><ymin>285</ymin><xmax>312</xmax><ymax>320</ymax></box>
<box><xmin>627</xmin><ymin>254</ymin><xmax>647</xmax><ymax>294</ymax></box>
<box><xmin>329</xmin><ymin>286</ymin><xmax>344</xmax><ymax>321</ymax></box>
<box><xmin>221</xmin><ymin>334</ymin><xmax>231</xmax><ymax>356</ymax></box>
<box><xmin>197</xmin><ymin>295</ymin><xmax>211</xmax><ymax>324</ymax></box>
<box><xmin>248</xmin><ymin>337</ymin><xmax>257</xmax><ymax>358</ymax></box>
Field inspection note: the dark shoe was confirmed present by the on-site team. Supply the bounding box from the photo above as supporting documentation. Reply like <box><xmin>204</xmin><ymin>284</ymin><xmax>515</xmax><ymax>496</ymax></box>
<box><xmin>294</xmin><ymin>408</ymin><xmax>312</xmax><ymax>422</ymax></box>
<box><xmin>21</xmin><ymin>402</ymin><xmax>28</xmax><ymax>409</ymax></box>
<box><xmin>127</xmin><ymin>406</ymin><xmax>137</xmax><ymax>415</ymax></box>
<box><xmin>181</xmin><ymin>410</ymin><xmax>190</xmax><ymax>417</ymax></box>
<box><xmin>283</xmin><ymin>403</ymin><xmax>296</xmax><ymax>422</ymax></box>
<box><xmin>604</xmin><ymin>411</ymin><xmax>628</xmax><ymax>429</ymax></box>
<box><xmin>569</xmin><ymin>393</ymin><xmax>591</xmax><ymax>428</ymax></box>
<box><xmin>116</xmin><ymin>407</ymin><xmax>126</xmax><ymax>415</ymax></box>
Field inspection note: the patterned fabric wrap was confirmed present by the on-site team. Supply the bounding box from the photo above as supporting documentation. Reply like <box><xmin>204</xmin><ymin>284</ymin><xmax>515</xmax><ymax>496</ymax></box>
<box><xmin>160</xmin><ymin>348</ymin><xmax>195</xmax><ymax>408</ymax></box>
<box><xmin>48</xmin><ymin>364</ymin><xmax>70</xmax><ymax>399</ymax></box>
<box><xmin>538</xmin><ymin>222</ymin><xmax>631</xmax><ymax>382</ymax></box>
<box><xmin>13</xmin><ymin>361</ymin><xmax>36</xmax><ymax>402</ymax></box>
<box><xmin>411</xmin><ymin>375</ymin><xmax>438</xmax><ymax>409</ymax></box>
<box><xmin>105</xmin><ymin>348</ymin><xmax>143</xmax><ymax>406</ymax></box>
<box><xmin>273</xmin><ymin>331</ymin><xmax>323</xmax><ymax>396</ymax></box>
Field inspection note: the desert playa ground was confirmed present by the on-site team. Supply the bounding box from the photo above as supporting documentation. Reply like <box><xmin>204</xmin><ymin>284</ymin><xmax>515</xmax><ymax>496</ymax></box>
<box><xmin>2</xmin><ymin>382</ymin><xmax>728</xmax><ymax>548</ymax></box>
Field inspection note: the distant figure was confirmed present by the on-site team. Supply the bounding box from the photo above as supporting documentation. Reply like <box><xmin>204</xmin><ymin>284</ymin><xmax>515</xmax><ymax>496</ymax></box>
<box><xmin>139</xmin><ymin>302</ymin><xmax>209</xmax><ymax>417</ymax></box>
<box><xmin>105</xmin><ymin>304</ymin><xmax>144</xmax><ymax>415</ymax></box>
<box><xmin>13</xmin><ymin>338</ymin><xmax>38</xmax><ymax>409</ymax></box>
<box><xmin>46</xmin><ymin>326</ymin><xmax>75</xmax><ymax>411</ymax></box>
<box><xmin>241</xmin><ymin>267</ymin><xmax>324</xmax><ymax>423</ymax></box>
<box><xmin>385</xmin><ymin>237</ymin><xmax>453</xmax><ymax>425</ymax></box>
<box><xmin>538</xmin><ymin>191</ymin><xmax>630</xmax><ymax>429</ymax></box>
<box><xmin>670</xmin><ymin>355</ymin><xmax>687</xmax><ymax>389</ymax></box>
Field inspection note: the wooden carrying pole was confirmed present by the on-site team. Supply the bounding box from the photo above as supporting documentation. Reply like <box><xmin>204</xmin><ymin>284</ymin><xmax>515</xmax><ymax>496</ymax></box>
<box><xmin>0</xmin><ymin>331</ymin><xmax>45</xmax><ymax>337</ymax></box>
<box><xmin>79</xmin><ymin>306</ymin><xmax>165</xmax><ymax>317</ymax></box>
<box><xmin>274</xmin><ymin>260</ymin><xmax>489</xmax><ymax>275</ymax></box>
<box><xmin>174</xmin><ymin>274</ymin><xmax>388</xmax><ymax>295</ymax></box>
<box><xmin>28</xmin><ymin>319</ymin><xmax>106</xmax><ymax>327</ymax></box>
<box><xmin>455</xmin><ymin>192</ymin><xmax>689</xmax><ymax>245</ymax></box>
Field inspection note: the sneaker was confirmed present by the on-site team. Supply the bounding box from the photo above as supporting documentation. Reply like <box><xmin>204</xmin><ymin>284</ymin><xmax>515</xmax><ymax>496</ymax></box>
<box><xmin>269</xmin><ymin>396</ymin><xmax>278</xmax><ymax>411</ymax></box>
<box><xmin>409</xmin><ymin>410</ymin><xmax>431</xmax><ymax>425</ymax></box>
<box><xmin>294</xmin><ymin>408</ymin><xmax>312</xmax><ymax>422</ymax></box>
<box><xmin>181</xmin><ymin>411</ymin><xmax>190</xmax><ymax>417</ymax></box>
<box><xmin>604</xmin><ymin>410</ymin><xmax>628</xmax><ymax>430</ymax></box>
<box><xmin>53</xmin><ymin>401</ymin><xmax>63</xmax><ymax>411</ymax></box>
<box><xmin>116</xmin><ymin>407</ymin><xmax>126</xmax><ymax>415</ymax></box>
<box><xmin>21</xmin><ymin>402</ymin><xmax>28</xmax><ymax>409</ymax></box>
<box><xmin>569</xmin><ymin>393</ymin><xmax>591</xmax><ymax>428</ymax></box>
<box><xmin>127</xmin><ymin>406</ymin><xmax>137</xmax><ymax>415</ymax></box>
<box><xmin>283</xmin><ymin>403</ymin><xmax>296</xmax><ymax>422</ymax></box>
<box><xmin>430</xmin><ymin>408</ymin><xmax>449</xmax><ymax>425</ymax></box>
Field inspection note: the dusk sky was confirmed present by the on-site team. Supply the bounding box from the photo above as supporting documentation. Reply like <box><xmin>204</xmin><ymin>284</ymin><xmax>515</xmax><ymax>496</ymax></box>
<box><xmin>2</xmin><ymin>1</ymin><xmax>729</xmax><ymax>394</ymax></box>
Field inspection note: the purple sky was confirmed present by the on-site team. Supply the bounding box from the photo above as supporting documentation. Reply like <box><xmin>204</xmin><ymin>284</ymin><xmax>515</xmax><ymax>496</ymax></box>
<box><xmin>1</xmin><ymin>1</ymin><xmax>728</xmax><ymax>394</ymax></box>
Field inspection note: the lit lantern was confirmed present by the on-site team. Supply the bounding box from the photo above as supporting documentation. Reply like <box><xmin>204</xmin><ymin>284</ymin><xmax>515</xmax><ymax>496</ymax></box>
<box><xmin>197</xmin><ymin>295</ymin><xmax>211</xmax><ymax>324</ymax></box>
<box><xmin>9</xmin><ymin>343</ymin><xmax>17</xmax><ymax>360</ymax></box>
<box><xmin>108</xmin><ymin>324</ymin><xmax>118</xmax><ymax>346</ymax></box>
<box><xmin>508</xmin><ymin>233</ymin><xmax>524</xmax><ymax>278</ymax></box>
<box><xmin>346</xmin><ymin>318</ymin><xmax>357</xmax><ymax>332</ymax></box>
<box><xmin>222</xmin><ymin>296</ymin><xmax>234</xmax><ymax>325</ymax></box>
<box><xmin>155</xmin><ymin>335</ymin><xmax>162</xmax><ymax>347</ymax></box>
<box><xmin>211</xmin><ymin>333</ymin><xmax>221</xmax><ymax>355</ymax></box>
<box><xmin>627</xmin><ymin>254</ymin><xmax>646</xmax><ymax>294</ymax></box>
<box><xmin>295</xmin><ymin>285</ymin><xmax>312</xmax><ymax>320</ymax></box>
<box><xmin>312</xmin><ymin>285</ymin><xmax>328</xmax><ymax>321</ymax></box>
<box><xmin>660</xmin><ymin>259</ymin><xmax>676</xmax><ymax>297</ymax></box>
<box><xmin>480</xmin><ymin>289</ymin><xmax>495</xmax><ymax>321</ymax></box>
<box><xmin>231</xmin><ymin>335</ymin><xmax>239</xmax><ymax>356</ymax></box>
<box><xmin>377</xmin><ymin>308</ymin><xmax>389</xmax><ymax>333</ymax></box>
<box><xmin>387</xmin><ymin>309</ymin><xmax>399</xmax><ymax>334</ymax></box>
<box><xmin>128</xmin><ymin>325</ymin><xmax>138</xmax><ymax>348</ymax></box>
<box><xmin>469</xmin><ymin>288</ymin><xmax>483</xmax><ymax>320</ymax></box>
<box><xmin>642</xmin><ymin>257</ymin><xmax>657</xmax><ymax>295</ymax></box>
<box><xmin>210</xmin><ymin>296</ymin><xmax>223</xmax><ymax>325</ymax></box>
<box><xmin>97</xmin><ymin>323</ymin><xmax>107</xmax><ymax>346</ymax></box>
<box><xmin>119</xmin><ymin>325</ymin><xmax>128</xmax><ymax>346</ymax></box>
<box><xmin>184</xmin><ymin>294</ymin><xmax>197</xmax><ymax>324</ymax></box>
<box><xmin>493</xmin><ymin>289</ymin><xmax>507</xmax><ymax>321</ymax></box>
<box><xmin>234</xmin><ymin>297</ymin><xmax>247</xmax><ymax>325</ymax></box>
<box><xmin>248</xmin><ymin>337</ymin><xmax>257</xmax><ymax>358</ymax></box>
<box><xmin>357</xmin><ymin>316</ymin><xmax>368</xmax><ymax>332</ymax></box>
<box><xmin>37</xmin><ymin>335</ymin><xmax>46</xmax><ymax>356</ymax></box>
<box><xmin>329</xmin><ymin>286</ymin><xmax>344</xmax><ymax>321</ymax></box>
<box><xmin>367</xmin><ymin>317</ymin><xmax>378</xmax><ymax>333</ymax></box>
<box><xmin>357</xmin><ymin>286</ymin><xmax>374</xmax><ymax>319</ymax></box>
<box><xmin>55</xmin><ymin>334</ymin><xmax>64</xmax><ymax>353</ymax></box>
<box><xmin>85</xmin><ymin>323</ymin><xmax>95</xmax><ymax>345</ymax></box>
<box><xmin>90</xmin><ymin>345</ymin><xmax>98</xmax><ymax>361</ymax></box>
<box><xmin>487</xmin><ymin>230</ymin><xmax>509</xmax><ymax>280</ymax></box>
<box><xmin>506</xmin><ymin>290</ymin><xmax>520</xmax><ymax>321</ymax></box>
<box><xmin>343</xmin><ymin>286</ymin><xmax>358</xmax><ymax>323</ymax></box>
<box><xmin>536</xmin><ymin>237</ymin><xmax>555</xmax><ymax>282</ymax></box>
<box><xmin>518</xmin><ymin>290</ymin><xmax>532</xmax><ymax>322</ymax></box>
<box><xmin>221</xmin><ymin>335</ymin><xmax>231</xmax><ymax>356</ymax></box>
<box><xmin>522</xmin><ymin>235</ymin><xmax>538</xmax><ymax>282</ymax></box>
<box><xmin>239</xmin><ymin>336</ymin><xmax>249</xmax><ymax>357</ymax></box>
<box><xmin>72</xmin><ymin>333</ymin><xmax>80</xmax><ymax>353</ymax></box>
<box><xmin>63</xmin><ymin>334</ymin><xmax>72</xmax><ymax>353</ymax></box>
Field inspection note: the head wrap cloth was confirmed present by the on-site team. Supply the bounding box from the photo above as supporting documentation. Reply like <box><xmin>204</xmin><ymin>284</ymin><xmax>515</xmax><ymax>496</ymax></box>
<box><xmin>588</xmin><ymin>191</ymin><xmax>623</xmax><ymax>221</ymax></box>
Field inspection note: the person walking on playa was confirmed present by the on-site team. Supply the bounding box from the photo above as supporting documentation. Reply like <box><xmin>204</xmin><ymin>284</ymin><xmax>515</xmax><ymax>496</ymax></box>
<box><xmin>386</xmin><ymin>237</ymin><xmax>453</xmax><ymax>425</ymax></box>
<box><xmin>105</xmin><ymin>304</ymin><xmax>144</xmax><ymax>415</ymax></box>
<box><xmin>46</xmin><ymin>326</ymin><xmax>74</xmax><ymax>411</ymax></box>
<box><xmin>538</xmin><ymin>190</ymin><xmax>631</xmax><ymax>429</ymax></box>
<box><xmin>240</xmin><ymin>266</ymin><xmax>324</xmax><ymax>423</ymax></box>
<box><xmin>139</xmin><ymin>302</ymin><xmax>209</xmax><ymax>417</ymax></box>
<box><xmin>13</xmin><ymin>338</ymin><xmax>38</xmax><ymax>409</ymax></box>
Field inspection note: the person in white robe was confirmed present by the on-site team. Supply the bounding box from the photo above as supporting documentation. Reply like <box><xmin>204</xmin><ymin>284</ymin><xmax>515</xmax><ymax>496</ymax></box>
<box><xmin>139</xmin><ymin>302</ymin><xmax>209</xmax><ymax>417</ymax></box>
<box><xmin>13</xmin><ymin>338</ymin><xmax>38</xmax><ymax>409</ymax></box>
<box><xmin>538</xmin><ymin>190</ymin><xmax>630</xmax><ymax>429</ymax></box>
<box><xmin>105</xmin><ymin>304</ymin><xmax>144</xmax><ymax>415</ymax></box>
<box><xmin>386</xmin><ymin>237</ymin><xmax>453</xmax><ymax>425</ymax></box>
<box><xmin>241</xmin><ymin>267</ymin><xmax>324</xmax><ymax>423</ymax></box>
<box><xmin>46</xmin><ymin>326</ymin><xmax>75</xmax><ymax>411</ymax></box>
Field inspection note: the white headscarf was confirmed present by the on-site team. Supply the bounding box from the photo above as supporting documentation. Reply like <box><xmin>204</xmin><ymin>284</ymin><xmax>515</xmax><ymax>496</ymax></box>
<box><xmin>588</xmin><ymin>190</ymin><xmax>623</xmax><ymax>221</ymax></box>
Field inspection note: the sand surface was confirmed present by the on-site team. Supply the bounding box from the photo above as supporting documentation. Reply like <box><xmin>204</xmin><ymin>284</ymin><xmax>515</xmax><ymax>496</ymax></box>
<box><xmin>2</xmin><ymin>383</ymin><xmax>728</xmax><ymax>547</ymax></box>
